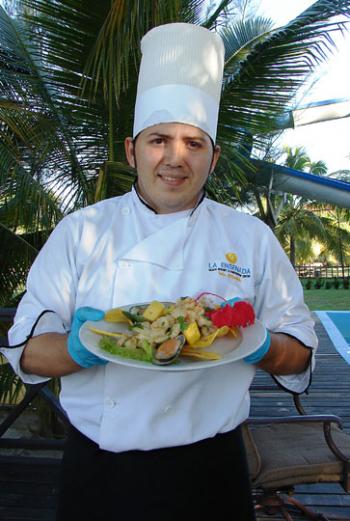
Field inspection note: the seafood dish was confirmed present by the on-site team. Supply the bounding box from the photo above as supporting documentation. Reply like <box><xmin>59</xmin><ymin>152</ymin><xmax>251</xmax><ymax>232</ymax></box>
<box><xmin>88</xmin><ymin>296</ymin><xmax>255</xmax><ymax>366</ymax></box>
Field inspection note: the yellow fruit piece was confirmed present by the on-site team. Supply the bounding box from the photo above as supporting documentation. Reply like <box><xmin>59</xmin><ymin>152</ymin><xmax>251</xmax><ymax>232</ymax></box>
<box><xmin>104</xmin><ymin>308</ymin><xmax>131</xmax><ymax>324</ymax></box>
<box><xmin>184</xmin><ymin>322</ymin><xmax>201</xmax><ymax>345</ymax></box>
<box><xmin>143</xmin><ymin>301</ymin><xmax>165</xmax><ymax>321</ymax></box>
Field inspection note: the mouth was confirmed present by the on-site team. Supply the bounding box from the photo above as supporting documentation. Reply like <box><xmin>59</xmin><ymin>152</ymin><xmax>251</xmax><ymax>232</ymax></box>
<box><xmin>158</xmin><ymin>173</ymin><xmax>188</xmax><ymax>187</ymax></box>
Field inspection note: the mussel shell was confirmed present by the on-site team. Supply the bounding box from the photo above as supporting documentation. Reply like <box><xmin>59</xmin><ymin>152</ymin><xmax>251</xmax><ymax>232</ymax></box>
<box><xmin>153</xmin><ymin>334</ymin><xmax>185</xmax><ymax>365</ymax></box>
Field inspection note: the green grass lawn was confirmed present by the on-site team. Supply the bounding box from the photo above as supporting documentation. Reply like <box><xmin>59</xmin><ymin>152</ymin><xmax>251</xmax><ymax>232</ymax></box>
<box><xmin>303</xmin><ymin>289</ymin><xmax>350</xmax><ymax>310</ymax></box>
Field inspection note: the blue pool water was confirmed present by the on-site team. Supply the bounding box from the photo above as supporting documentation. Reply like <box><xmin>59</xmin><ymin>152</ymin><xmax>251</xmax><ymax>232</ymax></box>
<box><xmin>316</xmin><ymin>311</ymin><xmax>350</xmax><ymax>364</ymax></box>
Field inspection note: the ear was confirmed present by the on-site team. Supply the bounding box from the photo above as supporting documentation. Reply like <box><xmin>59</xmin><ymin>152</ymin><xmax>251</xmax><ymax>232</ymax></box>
<box><xmin>124</xmin><ymin>137</ymin><xmax>136</xmax><ymax>168</ymax></box>
<box><xmin>210</xmin><ymin>144</ymin><xmax>221</xmax><ymax>174</ymax></box>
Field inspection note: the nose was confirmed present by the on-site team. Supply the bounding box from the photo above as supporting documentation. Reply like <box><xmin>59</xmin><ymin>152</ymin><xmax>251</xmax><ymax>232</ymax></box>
<box><xmin>163</xmin><ymin>140</ymin><xmax>186</xmax><ymax>168</ymax></box>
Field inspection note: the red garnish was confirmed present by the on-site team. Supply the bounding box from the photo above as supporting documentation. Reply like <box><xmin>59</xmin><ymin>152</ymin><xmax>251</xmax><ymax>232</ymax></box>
<box><xmin>207</xmin><ymin>301</ymin><xmax>255</xmax><ymax>328</ymax></box>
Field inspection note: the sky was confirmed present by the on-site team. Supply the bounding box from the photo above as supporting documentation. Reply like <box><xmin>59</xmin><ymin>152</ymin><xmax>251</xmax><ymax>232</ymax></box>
<box><xmin>256</xmin><ymin>0</ymin><xmax>350</xmax><ymax>173</ymax></box>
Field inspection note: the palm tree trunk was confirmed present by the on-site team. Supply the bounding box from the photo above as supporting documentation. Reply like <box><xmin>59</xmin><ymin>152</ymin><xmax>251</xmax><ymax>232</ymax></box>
<box><xmin>290</xmin><ymin>236</ymin><xmax>296</xmax><ymax>267</ymax></box>
<box><xmin>337</xmin><ymin>214</ymin><xmax>345</xmax><ymax>280</ymax></box>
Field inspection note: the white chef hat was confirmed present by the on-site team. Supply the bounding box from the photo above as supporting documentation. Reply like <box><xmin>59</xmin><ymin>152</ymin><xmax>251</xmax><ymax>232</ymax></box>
<box><xmin>133</xmin><ymin>23</ymin><xmax>225</xmax><ymax>142</ymax></box>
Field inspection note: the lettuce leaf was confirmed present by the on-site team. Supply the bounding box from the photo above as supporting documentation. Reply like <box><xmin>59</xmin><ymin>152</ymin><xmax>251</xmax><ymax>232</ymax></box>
<box><xmin>99</xmin><ymin>337</ymin><xmax>153</xmax><ymax>363</ymax></box>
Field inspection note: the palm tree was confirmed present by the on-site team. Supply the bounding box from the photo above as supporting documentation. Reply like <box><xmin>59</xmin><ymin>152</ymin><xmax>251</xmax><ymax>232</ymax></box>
<box><xmin>1</xmin><ymin>0</ymin><xmax>350</xmax><ymax>304</ymax></box>
<box><xmin>273</xmin><ymin>148</ymin><xmax>350</xmax><ymax>266</ymax></box>
<box><xmin>316</xmin><ymin>205</ymin><xmax>350</xmax><ymax>273</ymax></box>
<box><xmin>275</xmin><ymin>198</ymin><xmax>326</xmax><ymax>266</ymax></box>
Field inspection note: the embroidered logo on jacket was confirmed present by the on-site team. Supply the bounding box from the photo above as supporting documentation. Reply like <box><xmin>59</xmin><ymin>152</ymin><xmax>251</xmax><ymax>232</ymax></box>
<box><xmin>208</xmin><ymin>253</ymin><xmax>251</xmax><ymax>282</ymax></box>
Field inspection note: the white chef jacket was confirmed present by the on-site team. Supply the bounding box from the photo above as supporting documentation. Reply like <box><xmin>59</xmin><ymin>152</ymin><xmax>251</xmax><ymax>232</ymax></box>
<box><xmin>3</xmin><ymin>188</ymin><xmax>317</xmax><ymax>452</ymax></box>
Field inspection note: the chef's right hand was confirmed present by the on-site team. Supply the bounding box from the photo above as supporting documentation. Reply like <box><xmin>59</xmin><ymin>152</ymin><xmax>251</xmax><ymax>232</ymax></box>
<box><xmin>67</xmin><ymin>307</ymin><xmax>107</xmax><ymax>368</ymax></box>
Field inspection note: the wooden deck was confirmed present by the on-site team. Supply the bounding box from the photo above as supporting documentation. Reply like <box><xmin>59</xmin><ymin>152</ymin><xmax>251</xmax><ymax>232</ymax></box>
<box><xmin>0</xmin><ymin>313</ymin><xmax>349</xmax><ymax>521</ymax></box>
<box><xmin>251</xmin><ymin>314</ymin><xmax>350</xmax><ymax>520</ymax></box>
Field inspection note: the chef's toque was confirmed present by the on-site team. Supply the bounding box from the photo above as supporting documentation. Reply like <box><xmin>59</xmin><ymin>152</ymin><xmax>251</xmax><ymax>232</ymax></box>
<box><xmin>133</xmin><ymin>23</ymin><xmax>225</xmax><ymax>142</ymax></box>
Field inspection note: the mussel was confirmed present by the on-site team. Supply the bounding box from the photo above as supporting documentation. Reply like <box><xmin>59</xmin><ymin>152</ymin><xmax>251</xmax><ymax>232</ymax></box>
<box><xmin>152</xmin><ymin>334</ymin><xmax>186</xmax><ymax>366</ymax></box>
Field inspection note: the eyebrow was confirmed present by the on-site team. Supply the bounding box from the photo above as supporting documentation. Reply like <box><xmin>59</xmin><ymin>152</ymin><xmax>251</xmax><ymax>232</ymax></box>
<box><xmin>147</xmin><ymin>132</ymin><xmax>207</xmax><ymax>143</ymax></box>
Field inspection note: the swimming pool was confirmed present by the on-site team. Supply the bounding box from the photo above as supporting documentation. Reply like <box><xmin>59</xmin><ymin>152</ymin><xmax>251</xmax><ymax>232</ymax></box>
<box><xmin>315</xmin><ymin>311</ymin><xmax>350</xmax><ymax>364</ymax></box>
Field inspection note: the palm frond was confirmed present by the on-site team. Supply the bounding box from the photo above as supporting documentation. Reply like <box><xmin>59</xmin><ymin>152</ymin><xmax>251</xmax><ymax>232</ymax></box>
<box><xmin>202</xmin><ymin>0</ymin><xmax>232</xmax><ymax>29</ymax></box>
<box><xmin>0</xmin><ymin>222</ymin><xmax>38</xmax><ymax>306</ymax></box>
<box><xmin>0</xmin><ymin>4</ymin><xmax>96</xmax><ymax>208</ymax></box>
<box><xmin>81</xmin><ymin>1</ymin><xmax>184</xmax><ymax>102</ymax></box>
<box><xmin>0</xmin><ymin>360</ymin><xmax>24</xmax><ymax>404</ymax></box>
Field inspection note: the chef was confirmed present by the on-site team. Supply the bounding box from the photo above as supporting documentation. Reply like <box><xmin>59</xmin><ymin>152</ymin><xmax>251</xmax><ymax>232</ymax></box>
<box><xmin>2</xmin><ymin>23</ymin><xmax>317</xmax><ymax>521</ymax></box>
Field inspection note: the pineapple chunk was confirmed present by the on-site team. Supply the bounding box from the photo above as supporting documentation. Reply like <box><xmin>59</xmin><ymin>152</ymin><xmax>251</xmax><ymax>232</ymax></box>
<box><xmin>105</xmin><ymin>308</ymin><xmax>131</xmax><ymax>324</ymax></box>
<box><xmin>143</xmin><ymin>301</ymin><xmax>165</xmax><ymax>321</ymax></box>
<box><xmin>184</xmin><ymin>322</ymin><xmax>201</xmax><ymax>345</ymax></box>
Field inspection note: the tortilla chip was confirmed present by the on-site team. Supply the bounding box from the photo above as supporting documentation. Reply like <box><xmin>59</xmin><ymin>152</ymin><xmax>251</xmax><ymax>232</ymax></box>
<box><xmin>88</xmin><ymin>326</ymin><xmax>126</xmax><ymax>338</ymax></box>
<box><xmin>229</xmin><ymin>326</ymin><xmax>240</xmax><ymax>338</ymax></box>
<box><xmin>189</xmin><ymin>326</ymin><xmax>229</xmax><ymax>348</ymax></box>
<box><xmin>216</xmin><ymin>325</ymin><xmax>230</xmax><ymax>337</ymax></box>
<box><xmin>181</xmin><ymin>349</ymin><xmax>221</xmax><ymax>360</ymax></box>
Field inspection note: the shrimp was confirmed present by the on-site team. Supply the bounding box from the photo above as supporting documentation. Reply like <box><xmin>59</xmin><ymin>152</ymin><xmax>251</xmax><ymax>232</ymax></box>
<box><xmin>151</xmin><ymin>316</ymin><xmax>172</xmax><ymax>330</ymax></box>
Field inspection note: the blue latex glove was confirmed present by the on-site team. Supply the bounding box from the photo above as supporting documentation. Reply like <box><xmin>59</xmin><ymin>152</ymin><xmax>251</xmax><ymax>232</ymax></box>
<box><xmin>68</xmin><ymin>307</ymin><xmax>107</xmax><ymax>368</ymax></box>
<box><xmin>224</xmin><ymin>297</ymin><xmax>242</xmax><ymax>306</ymax></box>
<box><xmin>243</xmin><ymin>329</ymin><xmax>271</xmax><ymax>365</ymax></box>
<box><xmin>221</xmin><ymin>297</ymin><xmax>271</xmax><ymax>365</ymax></box>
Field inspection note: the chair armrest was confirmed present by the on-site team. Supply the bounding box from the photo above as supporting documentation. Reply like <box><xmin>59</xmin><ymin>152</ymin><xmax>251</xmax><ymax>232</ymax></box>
<box><xmin>247</xmin><ymin>414</ymin><xmax>343</xmax><ymax>428</ymax></box>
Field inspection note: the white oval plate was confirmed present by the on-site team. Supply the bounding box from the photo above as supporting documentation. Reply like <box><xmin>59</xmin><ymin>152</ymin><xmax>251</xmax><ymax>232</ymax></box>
<box><xmin>79</xmin><ymin>304</ymin><xmax>266</xmax><ymax>371</ymax></box>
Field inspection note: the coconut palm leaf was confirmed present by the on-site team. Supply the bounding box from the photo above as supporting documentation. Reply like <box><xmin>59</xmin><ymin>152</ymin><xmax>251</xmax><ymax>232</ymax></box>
<box><xmin>0</xmin><ymin>360</ymin><xmax>23</xmax><ymax>404</ymax></box>
<box><xmin>0</xmin><ymin>4</ymin><xmax>97</xmax><ymax>210</ymax></box>
<box><xmin>0</xmin><ymin>223</ymin><xmax>39</xmax><ymax>306</ymax></box>
<box><xmin>221</xmin><ymin>16</ymin><xmax>275</xmax><ymax>78</ymax></box>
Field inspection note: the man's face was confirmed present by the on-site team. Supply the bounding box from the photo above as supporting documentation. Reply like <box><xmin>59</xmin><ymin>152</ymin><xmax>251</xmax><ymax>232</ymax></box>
<box><xmin>124</xmin><ymin>123</ymin><xmax>220</xmax><ymax>214</ymax></box>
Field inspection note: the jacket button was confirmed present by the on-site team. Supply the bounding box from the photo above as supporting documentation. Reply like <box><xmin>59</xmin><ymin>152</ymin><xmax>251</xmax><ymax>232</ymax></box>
<box><xmin>121</xmin><ymin>207</ymin><xmax>130</xmax><ymax>215</ymax></box>
<box><xmin>106</xmin><ymin>397</ymin><xmax>117</xmax><ymax>408</ymax></box>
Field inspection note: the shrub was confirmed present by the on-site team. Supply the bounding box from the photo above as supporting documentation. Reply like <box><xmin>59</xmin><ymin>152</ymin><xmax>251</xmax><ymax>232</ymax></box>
<box><xmin>343</xmin><ymin>278</ymin><xmax>349</xmax><ymax>289</ymax></box>
<box><xmin>314</xmin><ymin>278</ymin><xmax>323</xmax><ymax>289</ymax></box>
<box><xmin>305</xmin><ymin>279</ymin><xmax>312</xmax><ymax>290</ymax></box>
<box><xmin>325</xmin><ymin>280</ymin><xmax>332</xmax><ymax>289</ymax></box>
<box><xmin>333</xmin><ymin>278</ymin><xmax>340</xmax><ymax>289</ymax></box>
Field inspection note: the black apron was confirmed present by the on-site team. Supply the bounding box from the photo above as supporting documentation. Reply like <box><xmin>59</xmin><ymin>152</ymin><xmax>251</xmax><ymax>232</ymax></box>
<box><xmin>56</xmin><ymin>425</ymin><xmax>256</xmax><ymax>521</ymax></box>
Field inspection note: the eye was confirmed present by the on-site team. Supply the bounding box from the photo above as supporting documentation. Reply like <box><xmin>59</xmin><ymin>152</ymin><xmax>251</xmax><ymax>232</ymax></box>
<box><xmin>188</xmin><ymin>140</ymin><xmax>202</xmax><ymax>149</ymax></box>
<box><xmin>150</xmin><ymin>137</ymin><xmax>165</xmax><ymax>145</ymax></box>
